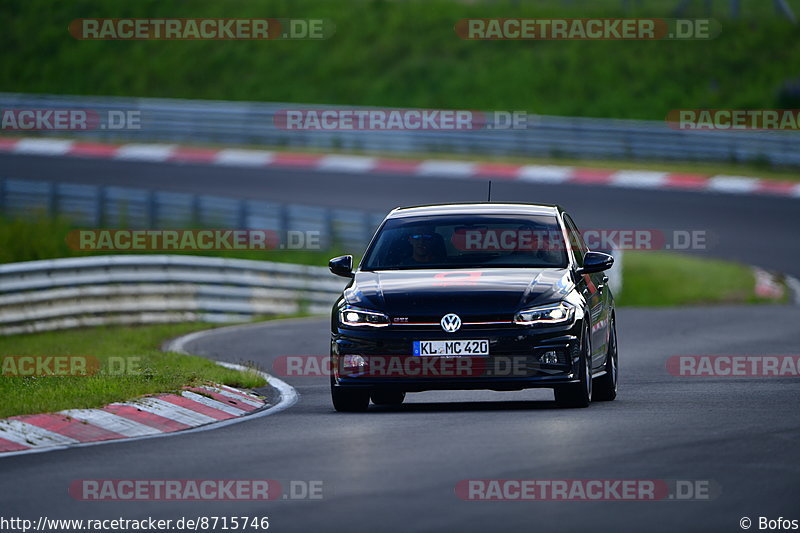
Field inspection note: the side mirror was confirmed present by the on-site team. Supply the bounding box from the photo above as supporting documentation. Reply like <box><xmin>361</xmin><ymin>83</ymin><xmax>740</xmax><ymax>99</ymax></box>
<box><xmin>329</xmin><ymin>255</ymin><xmax>354</xmax><ymax>278</ymax></box>
<box><xmin>577</xmin><ymin>251</ymin><xmax>614</xmax><ymax>274</ymax></box>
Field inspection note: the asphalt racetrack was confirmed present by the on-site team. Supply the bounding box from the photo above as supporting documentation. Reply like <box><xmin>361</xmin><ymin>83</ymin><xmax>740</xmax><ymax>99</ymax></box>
<box><xmin>1</xmin><ymin>153</ymin><xmax>799</xmax><ymax>532</ymax></box>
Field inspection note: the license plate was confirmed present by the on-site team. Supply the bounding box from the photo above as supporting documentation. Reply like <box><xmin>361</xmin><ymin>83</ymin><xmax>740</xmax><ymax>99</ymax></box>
<box><xmin>413</xmin><ymin>340</ymin><xmax>489</xmax><ymax>356</ymax></box>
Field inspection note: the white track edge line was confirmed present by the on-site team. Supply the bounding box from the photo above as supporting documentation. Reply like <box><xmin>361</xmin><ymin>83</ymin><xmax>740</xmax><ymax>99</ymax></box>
<box><xmin>785</xmin><ymin>275</ymin><xmax>800</xmax><ymax>306</ymax></box>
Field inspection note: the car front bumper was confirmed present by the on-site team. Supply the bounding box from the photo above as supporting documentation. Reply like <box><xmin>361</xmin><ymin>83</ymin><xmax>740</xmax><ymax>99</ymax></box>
<box><xmin>331</xmin><ymin>322</ymin><xmax>582</xmax><ymax>392</ymax></box>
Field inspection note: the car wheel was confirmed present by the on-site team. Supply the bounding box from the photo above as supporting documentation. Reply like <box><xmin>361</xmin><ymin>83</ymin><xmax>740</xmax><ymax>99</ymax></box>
<box><xmin>371</xmin><ymin>390</ymin><xmax>406</xmax><ymax>406</ymax></box>
<box><xmin>593</xmin><ymin>315</ymin><xmax>618</xmax><ymax>402</ymax></box>
<box><xmin>331</xmin><ymin>385</ymin><xmax>370</xmax><ymax>412</ymax></box>
<box><xmin>554</xmin><ymin>325</ymin><xmax>592</xmax><ymax>408</ymax></box>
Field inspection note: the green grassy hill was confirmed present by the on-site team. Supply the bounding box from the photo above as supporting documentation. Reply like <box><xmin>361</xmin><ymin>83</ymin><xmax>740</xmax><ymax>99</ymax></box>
<box><xmin>2</xmin><ymin>0</ymin><xmax>799</xmax><ymax>119</ymax></box>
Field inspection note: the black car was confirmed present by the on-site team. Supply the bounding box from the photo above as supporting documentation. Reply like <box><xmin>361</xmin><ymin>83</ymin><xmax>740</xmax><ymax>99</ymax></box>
<box><xmin>328</xmin><ymin>203</ymin><xmax>617</xmax><ymax>411</ymax></box>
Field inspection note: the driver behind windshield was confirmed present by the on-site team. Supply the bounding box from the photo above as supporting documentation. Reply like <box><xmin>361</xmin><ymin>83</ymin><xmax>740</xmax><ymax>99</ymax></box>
<box><xmin>407</xmin><ymin>232</ymin><xmax>446</xmax><ymax>264</ymax></box>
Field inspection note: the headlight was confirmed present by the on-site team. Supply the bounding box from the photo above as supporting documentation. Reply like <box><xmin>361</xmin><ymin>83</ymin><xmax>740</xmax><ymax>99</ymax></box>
<box><xmin>339</xmin><ymin>306</ymin><xmax>390</xmax><ymax>327</ymax></box>
<box><xmin>513</xmin><ymin>302</ymin><xmax>575</xmax><ymax>326</ymax></box>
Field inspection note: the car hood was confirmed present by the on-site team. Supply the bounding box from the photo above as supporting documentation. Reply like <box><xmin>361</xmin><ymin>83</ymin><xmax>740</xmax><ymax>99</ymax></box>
<box><xmin>344</xmin><ymin>268</ymin><xmax>573</xmax><ymax>318</ymax></box>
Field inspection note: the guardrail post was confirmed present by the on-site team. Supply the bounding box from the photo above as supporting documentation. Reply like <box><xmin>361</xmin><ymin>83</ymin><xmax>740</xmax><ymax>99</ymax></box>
<box><xmin>147</xmin><ymin>190</ymin><xmax>157</xmax><ymax>228</ymax></box>
<box><xmin>48</xmin><ymin>181</ymin><xmax>58</xmax><ymax>217</ymax></box>
<box><xmin>326</xmin><ymin>208</ymin><xmax>335</xmax><ymax>249</ymax></box>
<box><xmin>192</xmin><ymin>194</ymin><xmax>202</xmax><ymax>227</ymax></box>
<box><xmin>279</xmin><ymin>204</ymin><xmax>289</xmax><ymax>238</ymax></box>
<box><xmin>238</xmin><ymin>199</ymin><xmax>249</xmax><ymax>230</ymax></box>
<box><xmin>95</xmin><ymin>185</ymin><xmax>106</xmax><ymax>227</ymax></box>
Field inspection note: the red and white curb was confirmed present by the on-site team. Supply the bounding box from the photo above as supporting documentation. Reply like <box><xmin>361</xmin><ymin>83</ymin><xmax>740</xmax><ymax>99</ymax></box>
<box><xmin>0</xmin><ymin>384</ymin><xmax>263</xmax><ymax>454</ymax></box>
<box><xmin>2</xmin><ymin>136</ymin><xmax>799</xmax><ymax>199</ymax></box>
<box><xmin>0</xmin><ymin>325</ymin><xmax>299</xmax><ymax>458</ymax></box>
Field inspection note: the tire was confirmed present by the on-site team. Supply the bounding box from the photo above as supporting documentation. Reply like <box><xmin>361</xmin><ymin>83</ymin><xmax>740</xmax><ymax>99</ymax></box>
<box><xmin>371</xmin><ymin>390</ymin><xmax>406</xmax><ymax>406</ymax></box>
<box><xmin>554</xmin><ymin>325</ymin><xmax>592</xmax><ymax>408</ymax></box>
<box><xmin>593</xmin><ymin>316</ymin><xmax>618</xmax><ymax>402</ymax></box>
<box><xmin>331</xmin><ymin>385</ymin><xmax>370</xmax><ymax>412</ymax></box>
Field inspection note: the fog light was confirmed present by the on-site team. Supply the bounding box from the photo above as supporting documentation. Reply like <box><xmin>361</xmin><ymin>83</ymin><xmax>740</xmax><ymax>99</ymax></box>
<box><xmin>342</xmin><ymin>354</ymin><xmax>368</xmax><ymax>369</ymax></box>
<box><xmin>539</xmin><ymin>351</ymin><xmax>559</xmax><ymax>364</ymax></box>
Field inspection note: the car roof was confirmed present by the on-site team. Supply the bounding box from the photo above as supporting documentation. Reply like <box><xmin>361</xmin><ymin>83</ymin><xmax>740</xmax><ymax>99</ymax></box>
<box><xmin>386</xmin><ymin>202</ymin><xmax>562</xmax><ymax>219</ymax></box>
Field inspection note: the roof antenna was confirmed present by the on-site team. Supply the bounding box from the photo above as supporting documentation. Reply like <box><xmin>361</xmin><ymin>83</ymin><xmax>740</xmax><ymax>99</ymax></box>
<box><xmin>487</xmin><ymin>180</ymin><xmax>492</xmax><ymax>202</ymax></box>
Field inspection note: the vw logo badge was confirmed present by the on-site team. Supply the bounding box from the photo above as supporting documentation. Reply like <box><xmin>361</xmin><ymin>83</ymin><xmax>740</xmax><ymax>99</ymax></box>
<box><xmin>440</xmin><ymin>313</ymin><xmax>462</xmax><ymax>333</ymax></box>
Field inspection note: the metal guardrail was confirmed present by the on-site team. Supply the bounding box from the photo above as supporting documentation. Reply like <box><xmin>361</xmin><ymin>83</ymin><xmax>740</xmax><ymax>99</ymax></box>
<box><xmin>0</xmin><ymin>176</ymin><xmax>385</xmax><ymax>251</ymax></box>
<box><xmin>0</xmin><ymin>255</ymin><xmax>347</xmax><ymax>335</ymax></box>
<box><xmin>2</xmin><ymin>92</ymin><xmax>799</xmax><ymax>166</ymax></box>
<box><xmin>0</xmin><ymin>251</ymin><xmax>622</xmax><ymax>336</ymax></box>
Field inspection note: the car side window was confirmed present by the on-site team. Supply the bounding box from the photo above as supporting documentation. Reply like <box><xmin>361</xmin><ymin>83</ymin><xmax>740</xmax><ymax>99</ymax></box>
<box><xmin>563</xmin><ymin>215</ymin><xmax>588</xmax><ymax>268</ymax></box>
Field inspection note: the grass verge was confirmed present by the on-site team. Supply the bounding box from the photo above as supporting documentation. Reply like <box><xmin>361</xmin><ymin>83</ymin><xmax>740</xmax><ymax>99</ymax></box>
<box><xmin>617</xmin><ymin>251</ymin><xmax>788</xmax><ymax>306</ymax></box>
<box><xmin>0</xmin><ymin>322</ymin><xmax>271</xmax><ymax>419</ymax></box>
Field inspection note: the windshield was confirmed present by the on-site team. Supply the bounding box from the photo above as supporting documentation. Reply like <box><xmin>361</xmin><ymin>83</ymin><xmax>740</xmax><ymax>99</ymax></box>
<box><xmin>360</xmin><ymin>214</ymin><xmax>568</xmax><ymax>270</ymax></box>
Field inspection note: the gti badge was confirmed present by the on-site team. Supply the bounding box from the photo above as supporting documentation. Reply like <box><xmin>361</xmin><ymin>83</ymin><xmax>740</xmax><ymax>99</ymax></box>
<box><xmin>440</xmin><ymin>313</ymin><xmax>462</xmax><ymax>333</ymax></box>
